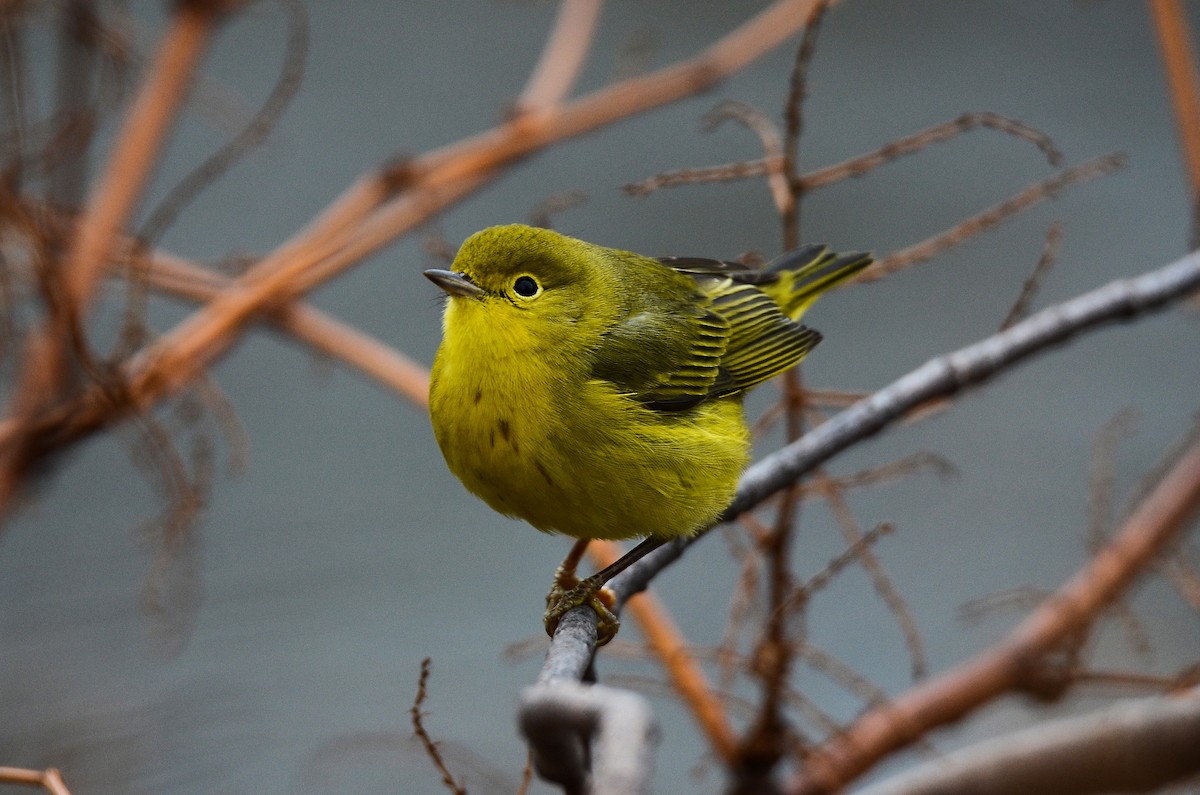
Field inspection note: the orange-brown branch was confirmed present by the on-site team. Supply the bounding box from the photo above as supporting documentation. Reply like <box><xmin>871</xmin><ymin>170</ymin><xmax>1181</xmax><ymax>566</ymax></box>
<box><xmin>0</xmin><ymin>766</ymin><xmax>73</xmax><ymax>795</ymax></box>
<box><xmin>63</xmin><ymin>0</ymin><xmax>230</xmax><ymax>311</ymax></box>
<box><xmin>1149</xmin><ymin>0</ymin><xmax>1200</xmax><ymax>209</ymax></box>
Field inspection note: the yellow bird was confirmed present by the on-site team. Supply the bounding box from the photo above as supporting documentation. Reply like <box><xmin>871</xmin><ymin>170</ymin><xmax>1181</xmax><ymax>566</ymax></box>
<box><xmin>426</xmin><ymin>224</ymin><xmax>871</xmax><ymax>644</ymax></box>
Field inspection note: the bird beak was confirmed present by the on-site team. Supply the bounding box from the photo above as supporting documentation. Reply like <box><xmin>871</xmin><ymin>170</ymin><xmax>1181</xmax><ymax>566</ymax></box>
<box><xmin>424</xmin><ymin>269</ymin><xmax>484</xmax><ymax>297</ymax></box>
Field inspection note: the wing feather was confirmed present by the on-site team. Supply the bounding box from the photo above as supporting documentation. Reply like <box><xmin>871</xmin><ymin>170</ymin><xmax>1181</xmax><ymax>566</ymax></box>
<box><xmin>590</xmin><ymin>247</ymin><xmax>864</xmax><ymax>412</ymax></box>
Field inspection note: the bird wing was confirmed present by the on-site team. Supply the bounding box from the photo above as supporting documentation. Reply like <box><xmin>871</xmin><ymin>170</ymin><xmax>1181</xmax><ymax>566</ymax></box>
<box><xmin>700</xmin><ymin>274</ymin><xmax>822</xmax><ymax>394</ymax></box>
<box><xmin>588</xmin><ymin>292</ymin><xmax>733</xmax><ymax>411</ymax></box>
<box><xmin>588</xmin><ymin>255</ymin><xmax>823</xmax><ymax>412</ymax></box>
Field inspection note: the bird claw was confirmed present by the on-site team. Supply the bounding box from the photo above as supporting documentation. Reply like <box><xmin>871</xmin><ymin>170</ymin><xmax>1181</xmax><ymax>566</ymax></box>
<box><xmin>544</xmin><ymin>577</ymin><xmax>620</xmax><ymax>646</ymax></box>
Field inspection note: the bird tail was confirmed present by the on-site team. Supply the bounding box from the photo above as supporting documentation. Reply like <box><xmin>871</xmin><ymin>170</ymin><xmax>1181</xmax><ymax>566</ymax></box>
<box><xmin>764</xmin><ymin>244</ymin><xmax>874</xmax><ymax>319</ymax></box>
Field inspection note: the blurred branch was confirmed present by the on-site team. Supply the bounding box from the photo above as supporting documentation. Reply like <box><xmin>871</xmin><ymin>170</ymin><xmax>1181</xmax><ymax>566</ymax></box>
<box><xmin>519</xmin><ymin>681</ymin><xmax>658</xmax><ymax>795</ymax></box>
<box><xmin>623</xmin><ymin>112</ymin><xmax>1062</xmax><ymax>198</ymax></box>
<box><xmin>865</xmin><ymin>154</ymin><xmax>1123</xmax><ymax>282</ymax></box>
<box><xmin>516</xmin><ymin>0</ymin><xmax>602</xmax><ymax>113</ymax></box>
<box><xmin>124</xmin><ymin>249</ymin><xmax>431</xmax><ymax>406</ymax></box>
<box><xmin>62</xmin><ymin>0</ymin><xmax>232</xmax><ymax>314</ymax></box>
<box><xmin>851</xmin><ymin>688</ymin><xmax>1200</xmax><ymax>795</ymax></box>
<box><xmin>1000</xmin><ymin>221</ymin><xmax>1063</xmax><ymax>330</ymax></box>
<box><xmin>799</xmin><ymin>111</ymin><xmax>1062</xmax><ymax>191</ymax></box>
<box><xmin>816</xmin><ymin>472</ymin><xmax>926</xmax><ymax>680</ymax></box>
<box><xmin>737</xmin><ymin>9</ymin><xmax>831</xmax><ymax>784</ymax></box>
<box><xmin>0</xmin><ymin>0</ymin><xmax>234</xmax><ymax>506</ymax></box>
<box><xmin>411</xmin><ymin>658</ymin><xmax>467</xmax><ymax>795</ymax></box>
<box><xmin>1148</xmin><ymin>0</ymin><xmax>1200</xmax><ymax>244</ymax></box>
<box><xmin>0</xmin><ymin>767</ymin><xmax>72</xmax><ymax>795</ymax></box>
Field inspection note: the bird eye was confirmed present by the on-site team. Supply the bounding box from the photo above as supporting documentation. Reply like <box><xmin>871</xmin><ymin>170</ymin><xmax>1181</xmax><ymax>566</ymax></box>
<box><xmin>513</xmin><ymin>275</ymin><xmax>540</xmax><ymax>298</ymax></box>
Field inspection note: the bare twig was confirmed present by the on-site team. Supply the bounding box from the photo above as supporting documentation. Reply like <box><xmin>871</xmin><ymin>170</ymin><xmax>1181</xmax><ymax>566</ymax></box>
<box><xmin>743</xmin><ymin>4</ymin><xmax>832</xmax><ymax>762</ymax></box>
<box><xmin>799</xmin><ymin>112</ymin><xmax>1063</xmax><ymax>191</ymax></box>
<box><xmin>727</xmin><ymin>248</ymin><xmax>1200</xmax><ymax>521</ymax></box>
<box><xmin>1160</xmin><ymin>545</ymin><xmax>1200</xmax><ymax>609</ymax></box>
<box><xmin>528</xmin><ymin>189</ymin><xmax>588</xmax><ymax>230</ymax></box>
<box><xmin>62</xmin><ymin>0</ymin><xmax>231</xmax><ymax>313</ymax></box>
<box><xmin>819</xmin><ymin>476</ymin><xmax>927</xmax><ymax>679</ymax></box>
<box><xmin>811</xmin><ymin>452</ymin><xmax>957</xmax><ymax>493</ymax></box>
<box><xmin>789</xmin><ymin>521</ymin><xmax>893</xmax><ymax>605</ymax></box>
<box><xmin>793</xmin><ymin>639</ymin><xmax>898</xmax><ymax>715</ymax></box>
<box><xmin>1086</xmin><ymin>408</ymin><xmax>1140</xmax><ymax>549</ymax></box>
<box><xmin>704</xmin><ymin>99</ymin><xmax>789</xmax><ymax>211</ymax></box>
<box><xmin>624</xmin><ymin>111</ymin><xmax>1063</xmax><ymax>200</ymax></box>
<box><xmin>411</xmin><ymin>658</ymin><xmax>467</xmax><ymax>795</ymax></box>
<box><xmin>516</xmin><ymin>750</ymin><xmax>534</xmax><ymax>795</ymax></box>
<box><xmin>1001</xmin><ymin>221</ymin><xmax>1063</xmax><ymax>330</ymax></box>
<box><xmin>866</xmin><ymin>155</ymin><xmax>1125</xmax><ymax>282</ymax></box>
<box><xmin>118</xmin><ymin>247</ymin><xmax>432</xmax><ymax>406</ymax></box>
<box><xmin>0</xmin><ymin>0</ymin><xmax>232</xmax><ymax>506</ymax></box>
<box><xmin>117</xmin><ymin>0</ymin><xmax>308</xmax><ymax>357</ymax></box>
<box><xmin>623</xmin><ymin>158</ymin><xmax>777</xmax><ymax>196</ymax></box>
<box><xmin>780</xmin><ymin>0</ymin><xmax>827</xmax><ymax>246</ymax></box>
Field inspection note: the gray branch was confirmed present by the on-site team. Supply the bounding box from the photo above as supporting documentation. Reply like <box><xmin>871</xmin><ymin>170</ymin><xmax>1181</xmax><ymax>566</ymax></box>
<box><xmin>523</xmin><ymin>249</ymin><xmax>1200</xmax><ymax>792</ymax></box>
<box><xmin>851</xmin><ymin>688</ymin><xmax>1200</xmax><ymax>795</ymax></box>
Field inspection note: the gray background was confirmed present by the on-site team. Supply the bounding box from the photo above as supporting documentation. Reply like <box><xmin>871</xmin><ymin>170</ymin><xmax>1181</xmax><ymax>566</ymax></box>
<box><xmin>3</xmin><ymin>2</ymin><xmax>1199</xmax><ymax>793</ymax></box>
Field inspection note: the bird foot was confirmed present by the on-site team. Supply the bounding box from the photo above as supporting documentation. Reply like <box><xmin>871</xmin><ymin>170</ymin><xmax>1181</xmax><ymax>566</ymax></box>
<box><xmin>544</xmin><ymin>569</ymin><xmax>620</xmax><ymax>646</ymax></box>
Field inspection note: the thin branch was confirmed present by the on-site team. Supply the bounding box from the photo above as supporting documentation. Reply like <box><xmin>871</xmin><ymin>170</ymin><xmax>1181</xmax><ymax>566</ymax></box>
<box><xmin>515</xmin><ymin>0</ymin><xmax>602</xmax><ymax>113</ymax></box>
<box><xmin>1148</xmin><ymin>0</ymin><xmax>1200</xmax><ymax>244</ymax></box>
<box><xmin>817</xmin><ymin>476</ymin><xmax>928</xmax><ymax>680</ymax></box>
<box><xmin>623</xmin><ymin>158</ymin><xmax>778</xmax><ymax>196</ymax></box>
<box><xmin>865</xmin><ymin>155</ymin><xmax>1125</xmax><ymax>282</ymax></box>
<box><xmin>728</xmin><ymin>248</ymin><xmax>1200</xmax><ymax>523</ymax></box>
<box><xmin>0</xmin><ymin>0</ymin><xmax>232</xmax><ymax>506</ymax></box>
<box><xmin>62</xmin><ymin>0</ymin><xmax>232</xmax><ymax>313</ymax></box>
<box><xmin>704</xmin><ymin>99</ymin><xmax>789</xmax><ymax>212</ymax></box>
<box><xmin>136</xmin><ymin>249</ymin><xmax>431</xmax><ymax>405</ymax></box>
<box><xmin>410</xmin><ymin>658</ymin><xmax>467</xmax><ymax>795</ymax></box>
<box><xmin>788</xmin><ymin>521</ymin><xmax>893</xmax><ymax>605</ymax></box>
<box><xmin>117</xmin><ymin>0</ymin><xmax>308</xmax><ymax>358</ymax></box>
<box><xmin>1086</xmin><ymin>408</ymin><xmax>1140</xmax><ymax>549</ymax></box>
<box><xmin>1000</xmin><ymin>221</ymin><xmax>1063</xmax><ymax>330</ymax></box>
<box><xmin>799</xmin><ymin>112</ymin><xmax>1063</xmax><ymax>191</ymax></box>
<box><xmin>624</xmin><ymin>111</ymin><xmax>1063</xmax><ymax>199</ymax></box>
<box><xmin>780</xmin><ymin>0</ymin><xmax>827</xmax><ymax>247</ymax></box>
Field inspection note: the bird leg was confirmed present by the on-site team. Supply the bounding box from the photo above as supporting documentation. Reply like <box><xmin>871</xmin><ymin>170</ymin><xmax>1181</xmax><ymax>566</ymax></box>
<box><xmin>544</xmin><ymin>536</ymin><xmax>667</xmax><ymax>646</ymax></box>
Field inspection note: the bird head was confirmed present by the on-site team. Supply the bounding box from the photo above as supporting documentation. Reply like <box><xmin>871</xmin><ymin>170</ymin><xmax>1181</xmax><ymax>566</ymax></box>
<box><xmin>424</xmin><ymin>224</ymin><xmax>612</xmax><ymax>338</ymax></box>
